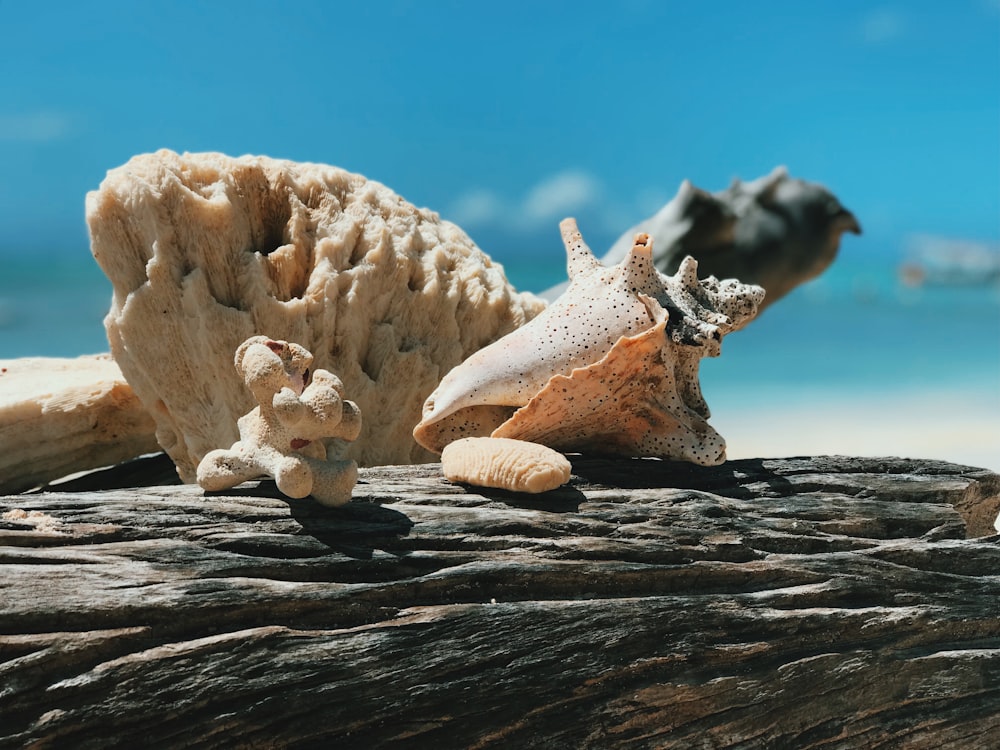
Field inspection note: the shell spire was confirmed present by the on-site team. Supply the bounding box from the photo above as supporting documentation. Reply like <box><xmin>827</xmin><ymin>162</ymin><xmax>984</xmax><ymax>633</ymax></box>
<box><xmin>560</xmin><ymin>217</ymin><xmax>601</xmax><ymax>280</ymax></box>
<box><xmin>623</xmin><ymin>232</ymin><xmax>658</xmax><ymax>289</ymax></box>
<box><xmin>677</xmin><ymin>255</ymin><xmax>701</xmax><ymax>290</ymax></box>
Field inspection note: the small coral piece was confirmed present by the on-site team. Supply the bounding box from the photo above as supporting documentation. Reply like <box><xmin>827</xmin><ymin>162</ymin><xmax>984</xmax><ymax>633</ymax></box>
<box><xmin>196</xmin><ymin>336</ymin><xmax>362</xmax><ymax>506</ymax></box>
<box><xmin>1</xmin><ymin>509</ymin><xmax>61</xmax><ymax>534</ymax></box>
<box><xmin>441</xmin><ymin>437</ymin><xmax>571</xmax><ymax>494</ymax></box>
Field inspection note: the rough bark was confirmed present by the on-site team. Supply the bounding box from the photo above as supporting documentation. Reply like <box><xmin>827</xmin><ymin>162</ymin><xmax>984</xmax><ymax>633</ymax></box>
<box><xmin>2</xmin><ymin>454</ymin><xmax>999</xmax><ymax>749</ymax></box>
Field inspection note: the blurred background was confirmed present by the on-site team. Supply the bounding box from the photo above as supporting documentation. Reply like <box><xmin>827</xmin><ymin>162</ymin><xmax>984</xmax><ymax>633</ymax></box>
<box><xmin>1</xmin><ymin>0</ymin><xmax>997</xmax><ymax>469</ymax></box>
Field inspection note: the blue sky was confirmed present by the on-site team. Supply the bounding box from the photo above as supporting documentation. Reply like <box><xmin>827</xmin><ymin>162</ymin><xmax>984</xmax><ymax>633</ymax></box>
<box><xmin>1</xmin><ymin>0</ymin><xmax>997</xmax><ymax>265</ymax></box>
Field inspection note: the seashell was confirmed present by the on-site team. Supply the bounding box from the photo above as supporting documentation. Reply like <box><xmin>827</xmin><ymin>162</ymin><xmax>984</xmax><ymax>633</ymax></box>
<box><xmin>441</xmin><ymin>437</ymin><xmax>571</xmax><ymax>494</ymax></box>
<box><xmin>413</xmin><ymin>218</ymin><xmax>765</xmax><ymax>466</ymax></box>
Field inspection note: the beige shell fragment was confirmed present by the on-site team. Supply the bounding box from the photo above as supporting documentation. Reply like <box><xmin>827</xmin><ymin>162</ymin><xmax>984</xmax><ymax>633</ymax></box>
<box><xmin>414</xmin><ymin>218</ymin><xmax>764</xmax><ymax>466</ymax></box>
<box><xmin>441</xmin><ymin>437</ymin><xmax>571</xmax><ymax>494</ymax></box>
<box><xmin>0</xmin><ymin>355</ymin><xmax>159</xmax><ymax>493</ymax></box>
<box><xmin>87</xmin><ymin>150</ymin><xmax>545</xmax><ymax>482</ymax></box>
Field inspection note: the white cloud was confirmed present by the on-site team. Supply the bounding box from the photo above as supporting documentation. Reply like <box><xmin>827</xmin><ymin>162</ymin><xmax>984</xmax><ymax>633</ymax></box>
<box><xmin>522</xmin><ymin>170</ymin><xmax>603</xmax><ymax>225</ymax></box>
<box><xmin>860</xmin><ymin>9</ymin><xmax>906</xmax><ymax>44</ymax></box>
<box><xmin>446</xmin><ymin>168</ymin><xmax>669</xmax><ymax>241</ymax></box>
<box><xmin>0</xmin><ymin>112</ymin><xmax>73</xmax><ymax>142</ymax></box>
<box><xmin>446</xmin><ymin>188</ymin><xmax>506</xmax><ymax>226</ymax></box>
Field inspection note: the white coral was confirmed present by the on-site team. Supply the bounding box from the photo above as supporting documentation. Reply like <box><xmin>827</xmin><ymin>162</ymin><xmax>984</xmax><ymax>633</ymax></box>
<box><xmin>87</xmin><ymin>150</ymin><xmax>544</xmax><ymax>481</ymax></box>
<box><xmin>196</xmin><ymin>337</ymin><xmax>361</xmax><ymax>507</ymax></box>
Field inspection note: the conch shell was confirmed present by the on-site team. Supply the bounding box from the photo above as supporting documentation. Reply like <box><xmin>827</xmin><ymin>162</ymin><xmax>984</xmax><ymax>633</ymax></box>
<box><xmin>413</xmin><ymin>218</ymin><xmax>765</xmax><ymax>466</ymax></box>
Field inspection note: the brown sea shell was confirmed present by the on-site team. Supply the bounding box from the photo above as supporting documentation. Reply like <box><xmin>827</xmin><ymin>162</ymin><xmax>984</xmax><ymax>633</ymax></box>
<box><xmin>414</xmin><ymin>218</ymin><xmax>764</xmax><ymax>466</ymax></box>
<box><xmin>492</xmin><ymin>316</ymin><xmax>725</xmax><ymax>465</ymax></box>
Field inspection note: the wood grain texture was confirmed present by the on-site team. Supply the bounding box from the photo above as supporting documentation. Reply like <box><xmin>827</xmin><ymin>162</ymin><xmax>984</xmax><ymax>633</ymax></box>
<box><xmin>2</xmin><ymin>453</ymin><xmax>999</xmax><ymax>749</ymax></box>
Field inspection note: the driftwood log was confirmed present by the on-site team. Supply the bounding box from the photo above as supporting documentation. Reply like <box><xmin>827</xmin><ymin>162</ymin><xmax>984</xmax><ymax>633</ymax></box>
<box><xmin>2</xmin><ymin>454</ymin><xmax>999</xmax><ymax>748</ymax></box>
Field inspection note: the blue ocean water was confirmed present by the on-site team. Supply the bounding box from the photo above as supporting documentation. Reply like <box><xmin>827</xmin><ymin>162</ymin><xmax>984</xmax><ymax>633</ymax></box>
<box><xmin>504</xmin><ymin>253</ymin><xmax>1000</xmax><ymax>405</ymax></box>
<box><xmin>0</xmin><ymin>256</ymin><xmax>114</xmax><ymax>358</ymax></box>
<box><xmin>2</xmin><ymin>250</ymin><xmax>998</xmax><ymax>411</ymax></box>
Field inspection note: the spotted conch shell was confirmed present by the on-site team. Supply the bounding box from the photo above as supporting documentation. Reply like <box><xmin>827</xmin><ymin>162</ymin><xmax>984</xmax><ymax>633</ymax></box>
<box><xmin>413</xmin><ymin>218</ymin><xmax>765</xmax><ymax>466</ymax></box>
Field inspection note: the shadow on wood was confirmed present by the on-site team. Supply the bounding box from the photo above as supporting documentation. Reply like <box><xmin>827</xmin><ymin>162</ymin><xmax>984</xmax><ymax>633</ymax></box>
<box><xmin>2</xmin><ymin>455</ymin><xmax>999</xmax><ymax>748</ymax></box>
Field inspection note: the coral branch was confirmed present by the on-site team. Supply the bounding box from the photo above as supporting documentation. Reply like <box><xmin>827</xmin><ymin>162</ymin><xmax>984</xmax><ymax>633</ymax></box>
<box><xmin>196</xmin><ymin>337</ymin><xmax>361</xmax><ymax>506</ymax></box>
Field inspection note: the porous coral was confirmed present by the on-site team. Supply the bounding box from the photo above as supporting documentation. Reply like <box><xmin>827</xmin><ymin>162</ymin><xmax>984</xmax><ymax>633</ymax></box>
<box><xmin>87</xmin><ymin>151</ymin><xmax>545</xmax><ymax>482</ymax></box>
<box><xmin>196</xmin><ymin>337</ymin><xmax>361</xmax><ymax>506</ymax></box>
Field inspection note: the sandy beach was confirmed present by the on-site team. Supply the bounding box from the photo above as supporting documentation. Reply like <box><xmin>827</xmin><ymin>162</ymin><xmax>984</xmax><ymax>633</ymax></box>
<box><xmin>714</xmin><ymin>385</ymin><xmax>1000</xmax><ymax>473</ymax></box>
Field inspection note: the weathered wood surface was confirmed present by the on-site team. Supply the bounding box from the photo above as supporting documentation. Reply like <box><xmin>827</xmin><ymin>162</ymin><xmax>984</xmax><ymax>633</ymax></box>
<box><xmin>2</xmin><ymin>454</ymin><xmax>999</xmax><ymax>749</ymax></box>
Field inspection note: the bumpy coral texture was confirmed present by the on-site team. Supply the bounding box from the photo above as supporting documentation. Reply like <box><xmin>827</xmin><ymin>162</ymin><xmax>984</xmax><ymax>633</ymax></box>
<box><xmin>87</xmin><ymin>150</ymin><xmax>545</xmax><ymax>482</ymax></box>
<box><xmin>414</xmin><ymin>218</ymin><xmax>765</xmax><ymax>466</ymax></box>
<box><xmin>196</xmin><ymin>337</ymin><xmax>361</xmax><ymax>507</ymax></box>
<box><xmin>441</xmin><ymin>436</ymin><xmax>571</xmax><ymax>494</ymax></box>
